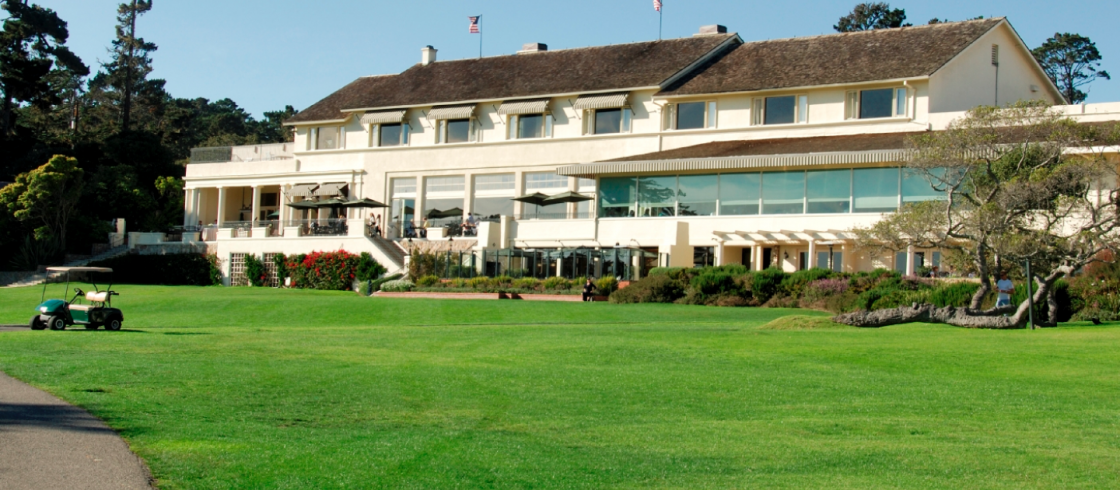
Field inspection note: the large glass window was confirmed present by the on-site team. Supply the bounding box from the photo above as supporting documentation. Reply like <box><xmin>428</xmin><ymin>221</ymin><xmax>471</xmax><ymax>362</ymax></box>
<box><xmin>853</xmin><ymin>168</ymin><xmax>900</xmax><ymax>212</ymax></box>
<box><xmin>764</xmin><ymin>96</ymin><xmax>796</xmax><ymax>125</ymax></box>
<box><xmin>860</xmin><ymin>88</ymin><xmax>894</xmax><ymax>119</ymax></box>
<box><xmin>599</xmin><ymin>177</ymin><xmax>636</xmax><ymax>218</ymax></box>
<box><xmin>379</xmin><ymin>124</ymin><xmax>403</xmax><ymax>147</ymax></box>
<box><xmin>677</xmin><ymin>175</ymin><xmax>718</xmax><ymax>216</ymax></box>
<box><xmin>523</xmin><ymin>203</ymin><xmax>567</xmax><ymax>220</ymax></box>
<box><xmin>472</xmin><ymin>197</ymin><xmax>513</xmax><ymax>221</ymax></box>
<box><xmin>316</xmin><ymin>126</ymin><xmax>338</xmax><ymax>150</ymax></box>
<box><xmin>475</xmin><ymin>174</ymin><xmax>515</xmax><ymax>191</ymax></box>
<box><xmin>595</xmin><ymin>109</ymin><xmax>622</xmax><ymax>134</ymax></box>
<box><xmin>762</xmin><ymin>171</ymin><xmax>805</xmax><ymax>214</ymax></box>
<box><xmin>720</xmin><ymin>173</ymin><xmax>760</xmax><ymax>215</ymax></box>
<box><xmin>525</xmin><ymin>172</ymin><xmax>568</xmax><ymax>192</ymax></box>
<box><xmin>677</xmin><ymin>102</ymin><xmax>706</xmax><ymax>130</ymax></box>
<box><xmin>903</xmin><ymin>168</ymin><xmax>947</xmax><ymax>203</ymax></box>
<box><xmin>807</xmin><ymin>169</ymin><xmax>851</xmax><ymax>213</ymax></box>
<box><xmin>518</xmin><ymin>114</ymin><xmax>544</xmax><ymax>139</ymax></box>
<box><xmin>638</xmin><ymin>176</ymin><xmax>677</xmax><ymax>217</ymax></box>
<box><xmin>446</xmin><ymin>119</ymin><xmax>470</xmax><ymax>143</ymax></box>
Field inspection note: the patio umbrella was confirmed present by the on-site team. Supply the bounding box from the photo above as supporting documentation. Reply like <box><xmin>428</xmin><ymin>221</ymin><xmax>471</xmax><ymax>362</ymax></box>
<box><xmin>266</xmin><ymin>211</ymin><xmax>280</xmax><ymax>219</ymax></box>
<box><xmin>511</xmin><ymin>192</ymin><xmax>551</xmax><ymax>207</ymax></box>
<box><xmin>542</xmin><ymin>191</ymin><xmax>594</xmax><ymax>205</ymax></box>
<box><xmin>427</xmin><ymin>207</ymin><xmax>464</xmax><ymax>219</ymax></box>
<box><xmin>341</xmin><ymin>197</ymin><xmax>389</xmax><ymax>209</ymax></box>
<box><xmin>286</xmin><ymin>200</ymin><xmax>319</xmax><ymax>210</ymax></box>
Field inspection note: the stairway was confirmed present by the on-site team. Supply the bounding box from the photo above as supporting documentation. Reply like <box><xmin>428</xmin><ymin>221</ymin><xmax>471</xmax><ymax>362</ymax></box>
<box><xmin>3</xmin><ymin>245</ymin><xmax>131</xmax><ymax>288</ymax></box>
<box><xmin>367</xmin><ymin>235</ymin><xmax>407</xmax><ymax>272</ymax></box>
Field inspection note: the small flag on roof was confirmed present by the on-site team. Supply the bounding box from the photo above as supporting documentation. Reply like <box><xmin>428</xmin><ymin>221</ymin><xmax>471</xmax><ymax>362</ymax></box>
<box><xmin>469</xmin><ymin>16</ymin><xmax>481</xmax><ymax>34</ymax></box>
<box><xmin>653</xmin><ymin>0</ymin><xmax>662</xmax><ymax>12</ymax></box>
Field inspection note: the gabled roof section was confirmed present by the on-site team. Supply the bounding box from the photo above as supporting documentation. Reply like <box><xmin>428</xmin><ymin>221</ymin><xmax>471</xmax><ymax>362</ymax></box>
<box><xmin>660</xmin><ymin>18</ymin><xmax>1004</xmax><ymax>96</ymax></box>
<box><xmin>286</xmin><ymin>34</ymin><xmax>738</xmax><ymax>125</ymax></box>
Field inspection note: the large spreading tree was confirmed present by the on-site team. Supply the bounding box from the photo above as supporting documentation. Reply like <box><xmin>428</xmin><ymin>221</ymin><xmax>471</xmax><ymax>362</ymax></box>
<box><xmin>841</xmin><ymin>102</ymin><xmax>1120</xmax><ymax>329</ymax></box>
<box><xmin>1032</xmin><ymin>33</ymin><xmax>1110</xmax><ymax>105</ymax></box>
<box><xmin>834</xmin><ymin>3</ymin><xmax>911</xmax><ymax>32</ymax></box>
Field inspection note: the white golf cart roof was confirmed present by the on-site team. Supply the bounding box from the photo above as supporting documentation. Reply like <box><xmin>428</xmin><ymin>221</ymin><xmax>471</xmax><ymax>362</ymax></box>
<box><xmin>45</xmin><ymin>267</ymin><xmax>113</xmax><ymax>273</ymax></box>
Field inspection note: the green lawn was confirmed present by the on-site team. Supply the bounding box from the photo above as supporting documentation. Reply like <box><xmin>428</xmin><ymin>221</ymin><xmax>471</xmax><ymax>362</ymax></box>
<box><xmin>1</xmin><ymin>286</ymin><xmax>1119</xmax><ymax>489</ymax></box>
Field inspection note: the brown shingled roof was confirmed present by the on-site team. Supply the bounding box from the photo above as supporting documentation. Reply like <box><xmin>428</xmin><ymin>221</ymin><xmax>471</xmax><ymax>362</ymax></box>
<box><xmin>606</xmin><ymin>132</ymin><xmax>923</xmax><ymax>162</ymax></box>
<box><xmin>660</xmin><ymin>18</ymin><xmax>1003</xmax><ymax>96</ymax></box>
<box><xmin>287</xmin><ymin>34</ymin><xmax>737</xmax><ymax>124</ymax></box>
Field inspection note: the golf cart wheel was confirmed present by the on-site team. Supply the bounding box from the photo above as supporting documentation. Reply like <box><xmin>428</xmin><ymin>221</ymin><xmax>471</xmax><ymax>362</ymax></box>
<box><xmin>30</xmin><ymin>316</ymin><xmax>46</xmax><ymax>331</ymax></box>
<box><xmin>105</xmin><ymin>319</ymin><xmax>122</xmax><ymax>331</ymax></box>
<box><xmin>85</xmin><ymin>324</ymin><xmax>100</xmax><ymax>330</ymax></box>
<box><xmin>47</xmin><ymin>316</ymin><xmax>66</xmax><ymax>331</ymax></box>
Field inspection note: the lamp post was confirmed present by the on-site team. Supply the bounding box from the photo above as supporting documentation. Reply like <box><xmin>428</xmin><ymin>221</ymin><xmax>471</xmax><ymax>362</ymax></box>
<box><xmin>1025</xmin><ymin>259</ymin><xmax>1035</xmax><ymax>330</ymax></box>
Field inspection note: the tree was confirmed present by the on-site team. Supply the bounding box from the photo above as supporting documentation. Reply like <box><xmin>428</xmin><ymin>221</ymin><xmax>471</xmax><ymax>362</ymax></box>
<box><xmin>2</xmin><ymin>154</ymin><xmax>83</xmax><ymax>251</ymax></box>
<box><xmin>94</xmin><ymin>0</ymin><xmax>154</xmax><ymax>132</ymax></box>
<box><xmin>841</xmin><ymin>101</ymin><xmax>1120</xmax><ymax>329</ymax></box>
<box><xmin>1033</xmin><ymin>33</ymin><xmax>1111</xmax><ymax>105</ymax></box>
<box><xmin>255</xmin><ymin>105</ymin><xmax>299</xmax><ymax>143</ymax></box>
<box><xmin>0</xmin><ymin>0</ymin><xmax>88</xmax><ymax>135</ymax></box>
<box><xmin>834</xmin><ymin>3</ymin><xmax>911</xmax><ymax>33</ymax></box>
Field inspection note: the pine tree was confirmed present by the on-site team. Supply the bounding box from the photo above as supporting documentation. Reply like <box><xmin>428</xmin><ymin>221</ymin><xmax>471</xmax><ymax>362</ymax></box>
<box><xmin>95</xmin><ymin>0</ymin><xmax>155</xmax><ymax>132</ymax></box>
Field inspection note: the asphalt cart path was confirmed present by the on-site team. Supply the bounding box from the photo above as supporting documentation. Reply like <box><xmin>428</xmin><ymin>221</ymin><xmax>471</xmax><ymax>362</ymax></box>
<box><xmin>0</xmin><ymin>363</ymin><xmax>154</xmax><ymax>489</ymax></box>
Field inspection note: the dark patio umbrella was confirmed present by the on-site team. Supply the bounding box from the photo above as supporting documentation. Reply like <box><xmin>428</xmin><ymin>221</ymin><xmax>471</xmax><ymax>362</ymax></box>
<box><xmin>341</xmin><ymin>197</ymin><xmax>389</xmax><ymax>209</ymax></box>
<box><xmin>427</xmin><ymin>207</ymin><xmax>464</xmax><ymax>219</ymax></box>
<box><xmin>286</xmin><ymin>200</ymin><xmax>319</xmax><ymax>210</ymax></box>
<box><xmin>314</xmin><ymin>198</ymin><xmax>348</xmax><ymax>208</ymax></box>
<box><xmin>511</xmin><ymin>192</ymin><xmax>551</xmax><ymax>207</ymax></box>
<box><xmin>266</xmin><ymin>211</ymin><xmax>280</xmax><ymax>219</ymax></box>
<box><xmin>542</xmin><ymin>191</ymin><xmax>594</xmax><ymax>205</ymax></box>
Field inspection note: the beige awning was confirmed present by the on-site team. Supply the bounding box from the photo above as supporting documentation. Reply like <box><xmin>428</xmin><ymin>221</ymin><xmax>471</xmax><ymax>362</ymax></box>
<box><xmin>360</xmin><ymin>110</ymin><xmax>407</xmax><ymax>125</ymax></box>
<box><xmin>288</xmin><ymin>184</ymin><xmax>318</xmax><ymax>197</ymax></box>
<box><xmin>572</xmin><ymin>93</ymin><xmax>629</xmax><ymax>110</ymax></box>
<box><xmin>427</xmin><ymin>105</ymin><xmax>476</xmax><ymax>120</ymax></box>
<box><xmin>497</xmin><ymin>99</ymin><xmax>551</xmax><ymax>115</ymax></box>
<box><xmin>314</xmin><ymin>183</ymin><xmax>349</xmax><ymax>197</ymax></box>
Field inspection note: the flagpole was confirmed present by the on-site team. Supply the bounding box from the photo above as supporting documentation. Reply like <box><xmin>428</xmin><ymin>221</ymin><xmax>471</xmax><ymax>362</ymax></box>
<box><xmin>659</xmin><ymin>6</ymin><xmax>663</xmax><ymax>40</ymax></box>
<box><xmin>479</xmin><ymin>16</ymin><xmax>483</xmax><ymax>58</ymax></box>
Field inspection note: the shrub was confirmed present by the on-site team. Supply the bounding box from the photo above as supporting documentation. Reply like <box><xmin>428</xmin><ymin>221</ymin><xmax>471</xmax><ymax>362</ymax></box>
<box><xmin>447</xmin><ymin>278</ymin><xmax>468</xmax><ymax>288</ymax></box>
<box><xmin>494</xmin><ymin>275</ymin><xmax>514</xmax><ymax>286</ymax></box>
<box><xmin>927</xmin><ymin>281</ymin><xmax>981</xmax><ymax>308</ymax></box>
<box><xmin>801</xmin><ymin>278</ymin><xmax>850</xmax><ymax>304</ymax></box>
<box><xmin>691</xmin><ymin>271</ymin><xmax>740</xmax><ymax>296</ymax></box>
<box><xmin>710</xmin><ymin>264</ymin><xmax>750</xmax><ymax>276</ymax></box>
<box><xmin>286</xmin><ymin>250</ymin><xmax>362</xmax><ymax>291</ymax></box>
<box><xmin>752</xmin><ymin>268</ymin><xmax>787</xmax><ymax>304</ymax></box>
<box><xmin>357</xmin><ymin>281</ymin><xmax>375</xmax><ymax>296</ymax></box>
<box><xmin>609</xmin><ymin>275</ymin><xmax>685</xmax><ymax>304</ymax></box>
<box><xmin>448</xmin><ymin>265</ymin><xmax>475</xmax><ymax>278</ymax></box>
<box><xmin>514</xmin><ymin>278</ymin><xmax>541</xmax><ymax>290</ymax></box>
<box><xmin>272</xmin><ymin>253</ymin><xmax>288</xmax><ymax>283</ymax></box>
<box><xmin>468</xmin><ymin>276</ymin><xmax>492</xmax><ymax>289</ymax></box>
<box><xmin>595</xmin><ymin>276</ymin><xmax>619</xmax><ymax>295</ymax></box>
<box><xmin>380</xmin><ymin>279</ymin><xmax>414</xmax><ymax>292</ymax></box>
<box><xmin>356</xmin><ymin>252</ymin><xmax>387</xmax><ymax>282</ymax></box>
<box><xmin>416</xmin><ymin>275</ymin><xmax>441</xmax><ymax>287</ymax></box>
<box><xmin>507</xmin><ymin>268</ymin><xmax>529</xmax><ymax>279</ymax></box>
<box><xmin>542</xmin><ymin>277</ymin><xmax>571</xmax><ymax>291</ymax></box>
<box><xmin>780</xmin><ymin>268</ymin><xmax>836</xmax><ymax>298</ymax></box>
<box><xmin>245</xmin><ymin>254</ymin><xmax>267</xmax><ymax>287</ymax></box>
<box><xmin>709</xmin><ymin>293</ymin><xmax>752</xmax><ymax>307</ymax></box>
<box><xmin>649</xmin><ymin>267</ymin><xmax>685</xmax><ymax>277</ymax></box>
<box><xmin>88</xmin><ymin>253</ymin><xmax>219</xmax><ymax>286</ymax></box>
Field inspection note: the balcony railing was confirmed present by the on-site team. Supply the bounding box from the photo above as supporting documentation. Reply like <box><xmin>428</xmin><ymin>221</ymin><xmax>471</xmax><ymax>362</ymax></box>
<box><xmin>285</xmin><ymin>219</ymin><xmax>349</xmax><ymax>236</ymax></box>
<box><xmin>190</xmin><ymin>142</ymin><xmax>296</xmax><ymax>164</ymax></box>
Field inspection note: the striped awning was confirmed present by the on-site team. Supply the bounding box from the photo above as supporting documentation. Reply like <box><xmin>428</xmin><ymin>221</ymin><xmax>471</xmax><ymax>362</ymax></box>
<box><xmin>288</xmin><ymin>184</ymin><xmax>318</xmax><ymax>197</ymax></box>
<box><xmin>427</xmin><ymin>105</ymin><xmax>476</xmax><ymax>120</ymax></box>
<box><xmin>360</xmin><ymin>110</ymin><xmax>407</xmax><ymax>125</ymax></box>
<box><xmin>557</xmin><ymin>150</ymin><xmax>912</xmax><ymax>178</ymax></box>
<box><xmin>314</xmin><ymin>182</ymin><xmax>349</xmax><ymax>197</ymax></box>
<box><xmin>572</xmin><ymin>93</ymin><xmax>629</xmax><ymax>110</ymax></box>
<box><xmin>497</xmin><ymin>99</ymin><xmax>550</xmax><ymax>115</ymax></box>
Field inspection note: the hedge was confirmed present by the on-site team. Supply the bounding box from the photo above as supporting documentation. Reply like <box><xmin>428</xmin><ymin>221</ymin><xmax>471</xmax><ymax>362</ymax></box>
<box><xmin>88</xmin><ymin>253</ymin><xmax>221</xmax><ymax>286</ymax></box>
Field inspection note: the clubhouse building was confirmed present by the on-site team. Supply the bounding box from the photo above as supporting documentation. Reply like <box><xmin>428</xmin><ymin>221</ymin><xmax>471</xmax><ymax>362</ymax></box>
<box><xmin>179</xmin><ymin>18</ymin><xmax>1118</xmax><ymax>284</ymax></box>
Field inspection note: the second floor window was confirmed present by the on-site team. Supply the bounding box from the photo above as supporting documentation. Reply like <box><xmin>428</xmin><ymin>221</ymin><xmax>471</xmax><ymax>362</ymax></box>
<box><xmin>672</xmin><ymin>101</ymin><xmax>717</xmax><ymax>130</ymax></box>
<box><xmin>752</xmin><ymin>95</ymin><xmax>809</xmax><ymax>126</ymax></box>
<box><xmin>593</xmin><ymin>108</ymin><xmax>632</xmax><ymax>134</ymax></box>
<box><xmin>377</xmin><ymin>123</ymin><xmax>409</xmax><ymax>147</ymax></box>
<box><xmin>847</xmin><ymin>88</ymin><xmax>908</xmax><ymax>120</ymax></box>
<box><xmin>508</xmin><ymin>114</ymin><xmax>553</xmax><ymax>139</ymax></box>
<box><xmin>446</xmin><ymin>119</ymin><xmax>470</xmax><ymax>143</ymax></box>
<box><xmin>315</xmin><ymin>126</ymin><xmax>339</xmax><ymax>150</ymax></box>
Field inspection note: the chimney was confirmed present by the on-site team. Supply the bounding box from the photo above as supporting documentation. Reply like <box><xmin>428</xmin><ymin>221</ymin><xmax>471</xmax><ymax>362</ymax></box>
<box><xmin>421</xmin><ymin>45</ymin><xmax>437</xmax><ymax>66</ymax></box>
<box><xmin>517</xmin><ymin>43</ymin><xmax>548</xmax><ymax>54</ymax></box>
<box><xmin>695</xmin><ymin>25</ymin><xmax>728</xmax><ymax>36</ymax></box>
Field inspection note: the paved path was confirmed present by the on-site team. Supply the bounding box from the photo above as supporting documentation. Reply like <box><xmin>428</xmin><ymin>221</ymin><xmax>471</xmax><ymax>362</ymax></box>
<box><xmin>0</xmin><ymin>369</ymin><xmax>154</xmax><ymax>489</ymax></box>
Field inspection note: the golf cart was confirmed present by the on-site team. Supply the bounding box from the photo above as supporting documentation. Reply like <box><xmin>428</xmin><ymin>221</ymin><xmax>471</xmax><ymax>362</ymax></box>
<box><xmin>31</xmin><ymin>267</ymin><xmax>124</xmax><ymax>331</ymax></box>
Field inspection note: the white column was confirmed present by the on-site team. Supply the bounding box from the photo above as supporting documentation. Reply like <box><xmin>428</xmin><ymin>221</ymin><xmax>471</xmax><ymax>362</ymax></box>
<box><xmin>251</xmin><ymin>185</ymin><xmax>261</xmax><ymax>225</ymax></box>
<box><xmin>192</xmin><ymin>189</ymin><xmax>202</xmax><ymax>227</ymax></box>
<box><xmin>463</xmin><ymin>173</ymin><xmax>474</xmax><ymax>223</ymax></box>
<box><xmin>807</xmin><ymin>241</ymin><xmax>817</xmax><ymax>269</ymax></box>
<box><xmin>183</xmin><ymin>189</ymin><xmax>193</xmax><ymax>227</ymax></box>
<box><xmin>216</xmin><ymin>187</ymin><xmax>227</xmax><ymax>226</ymax></box>
<box><xmin>413</xmin><ymin>178</ymin><xmax>425</xmax><ymax>228</ymax></box>
<box><xmin>753</xmin><ymin>245</ymin><xmax>763</xmax><ymax>271</ymax></box>
<box><xmin>906</xmin><ymin>245</ymin><xmax>916</xmax><ymax>276</ymax></box>
<box><xmin>278</xmin><ymin>186</ymin><xmax>288</xmax><ymax>226</ymax></box>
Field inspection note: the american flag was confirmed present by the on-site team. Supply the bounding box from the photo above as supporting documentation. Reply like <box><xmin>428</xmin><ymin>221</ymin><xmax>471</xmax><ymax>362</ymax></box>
<box><xmin>469</xmin><ymin>16</ymin><xmax>480</xmax><ymax>34</ymax></box>
<box><xmin>653</xmin><ymin>0</ymin><xmax>662</xmax><ymax>12</ymax></box>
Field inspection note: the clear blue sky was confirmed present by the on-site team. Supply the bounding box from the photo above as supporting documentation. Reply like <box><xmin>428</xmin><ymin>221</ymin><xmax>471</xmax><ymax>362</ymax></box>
<box><xmin>39</xmin><ymin>0</ymin><xmax>1120</xmax><ymax>117</ymax></box>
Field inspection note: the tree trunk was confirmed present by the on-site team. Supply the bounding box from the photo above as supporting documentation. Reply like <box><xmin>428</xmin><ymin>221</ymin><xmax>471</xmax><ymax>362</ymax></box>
<box><xmin>0</xmin><ymin>93</ymin><xmax>12</xmax><ymax>136</ymax></box>
<box><xmin>121</xmin><ymin>0</ymin><xmax>137</xmax><ymax>132</ymax></box>
<box><xmin>969</xmin><ymin>245</ymin><xmax>992</xmax><ymax>309</ymax></box>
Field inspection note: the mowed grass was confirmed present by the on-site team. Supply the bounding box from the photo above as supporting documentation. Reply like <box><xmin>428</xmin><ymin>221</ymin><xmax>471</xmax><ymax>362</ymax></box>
<box><xmin>1</xmin><ymin>286</ymin><xmax>1119</xmax><ymax>489</ymax></box>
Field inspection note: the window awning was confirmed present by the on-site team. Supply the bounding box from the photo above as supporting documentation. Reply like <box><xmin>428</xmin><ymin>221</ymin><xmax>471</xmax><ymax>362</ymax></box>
<box><xmin>314</xmin><ymin>183</ymin><xmax>349</xmax><ymax>197</ymax></box>
<box><xmin>427</xmin><ymin>105</ymin><xmax>476</xmax><ymax>120</ymax></box>
<box><xmin>572</xmin><ymin>93</ymin><xmax>629</xmax><ymax>110</ymax></box>
<box><xmin>360</xmin><ymin>110</ymin><xmax>407</xmax><ymax>125</ymax></box>
<box><xmin>288</xmin><ymin>184</ymin><xmax>319</xmax><ymax>197</ymax></box>
<box><xmin>497</xmin><ymin>99</ymin><xmax>551</xmax><ymax>115</ymax></box>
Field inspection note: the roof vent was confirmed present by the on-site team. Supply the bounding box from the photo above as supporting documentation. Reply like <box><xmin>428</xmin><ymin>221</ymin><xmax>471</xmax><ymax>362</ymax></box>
<box><xmin>695</xmin><ymin>25</ymin><xmax>728</xmax><ymax>36</ymax></box>
<box><xmin>421</xmin><ymin>45</ymin><xmax>437</xmax><ymax>66</ymax></box>
<box><xmin>518</xmin><ymin>43</ymin><xmax>548</xmax><ymax>54</ymax></box>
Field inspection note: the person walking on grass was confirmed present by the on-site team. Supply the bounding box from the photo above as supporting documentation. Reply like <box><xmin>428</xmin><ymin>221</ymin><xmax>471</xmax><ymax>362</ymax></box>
<box><xmin>996</xmin><ymin>272</ymin><xmax>1015</xmax><ymax>308</ymax></box>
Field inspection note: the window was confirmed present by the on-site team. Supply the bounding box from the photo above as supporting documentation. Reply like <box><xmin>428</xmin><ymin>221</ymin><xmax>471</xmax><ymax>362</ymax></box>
<box><xmin>518</xmin><ymin>114</ymin><xmax>544</xmax><ymax>139</ymax></box>
<box><xmin>902</xmin><ymin>168</ymin><xmax>947</xmax><ymax>203</ymax></box>
<box><xmin>676</xmin><ymin>102</ymin><xmax>706</xmax><ymax>130</ymax></box>
<box><xmin>720</xmin><ymin>173</ymin><xmax>761</xmax><ymax>215</ymax></box>
<box><xmin>593</xmin><ymin>108</ymin><xmax>633</xmax><ymax>135</ymax></box>
<box><xmin>853</xmin><ymin>168</ymin><xmax>900</xmax><ymax>212</ymax></box>
<box><xmin>806</xmin><ymin>169</ymin><xmax>850</xmax><ymax>213</ymax></box>
<box><xmin>798</xmin><ymin>95</ymin><xmax>809</xmax><ymax>123</ymax></box>
<box><xmin>392</xmin><ymin>178</ymin><xmax>417</xmax><ymax>196</ymax></box>
<box><xmin>525</xmin><ymin>172</ymin><xmax>568</xmax><ymax>191</ymax></box>
<box><xmin>677</xmin><ymin>175</ymin><xmax>718</xmax><ymax>216</ymax></box>
<box><xmin>473</xmin><ymin>197</ymin><xmax>514</xmax><ymax>220</ymax></box>
<box><xmin>599</xmin><ymin>177</ymin><xmax>636</xmax><ymax>218</ymax></box>
<box><xmin>638</xmin><ymin>176</ymin><xmax>676</xmax><ymax>217</ymax></box>
<box><xmin>762</xmin><ymin>171</ymin><xmax>805</xmax><ymax>214</ymax></box>
<box><xmin>475</xmin><ymin>174</ymin><xmax>515</xmax><ymax>191</ymax></box>
<box><xmin>424</xmin><ymin>176</ymin><xmax>465</xmax><ymax>224</ymax></box>
<box><xmin>425</xmin><ymin>176</ymin><xmax>465</xmax><ymax>194</ymax></box>
<box><xmin>261</xmin><ymin>193</ymin><xmax>278</xmax><ymax>207</ymax></box>
<box><xmin>765</xmin><ymin>96</ymin><xmax>796</xmax><ymax>125</ymax></box>
<box><xmin>315</xmin><ymin>126</ymin><xmax>339</xmax><ymax>150</ymax></box>
<box><xmin>847</xmin><ymin>88</ymin><xmax>908</xmax><ymax>120</ymax></box>
<box><xmin>445</xmin><ymin>119</ymin><xmax>471</xmax><ymax>144</ymax></box>
<box><xmin>379</xmin><ymin>123</ymin><xmax>407</xmax><ymax>147</ymax></box>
